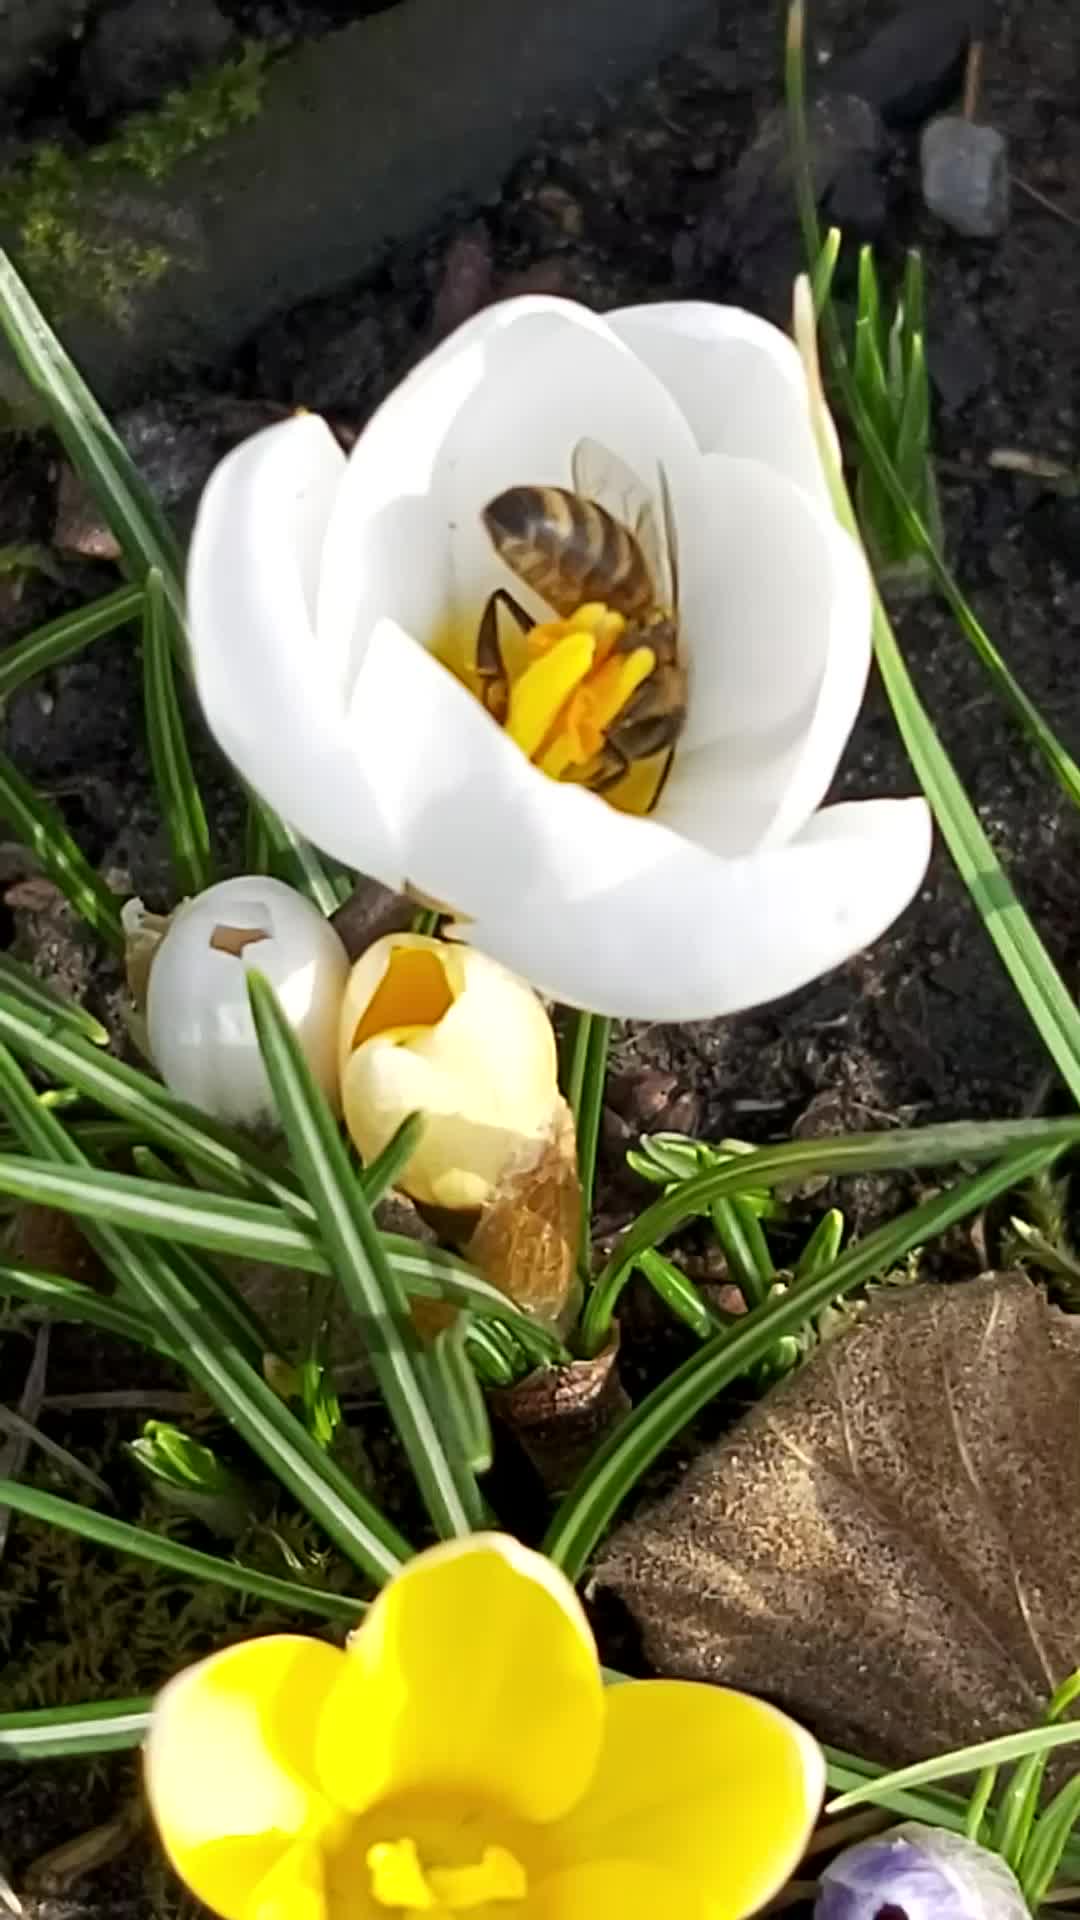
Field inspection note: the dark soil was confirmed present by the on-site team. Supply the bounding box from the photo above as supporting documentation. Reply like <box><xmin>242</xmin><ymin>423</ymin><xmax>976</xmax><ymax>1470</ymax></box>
<box><xmin>1</xmin><ymin>0</ymin><xmax>1080</xmax><ymax>1908</ymax></box>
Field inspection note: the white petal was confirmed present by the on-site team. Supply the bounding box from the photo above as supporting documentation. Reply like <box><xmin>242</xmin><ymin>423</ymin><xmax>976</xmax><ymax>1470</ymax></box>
<box><xmin>187</xmin><ymin>415</ymin><xmax>401</xmax><ymax>880</ymax></box>
<box><xmin>608</xmin><ymin>302</ymin><xmax>832</xmax><ymax>511</ymax></box>
<box><xmin>317</xmin><ymin>296</ymin><xmax>703</xmax><ymax>659</ymax></box>
<box><xmin>453</xmin><ymin>798</ymin><xmax>933</xmax><ymax>1019</ymax></box>
<box><xmin>657</xmin><ymin>454</ymin><xmax>871</xmax><ymax>852</ymax></box>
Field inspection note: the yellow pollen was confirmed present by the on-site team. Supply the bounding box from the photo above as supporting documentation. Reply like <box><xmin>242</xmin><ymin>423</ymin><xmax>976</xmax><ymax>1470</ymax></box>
<box><xmin>367</xmin><ymin>1838</ymin><xmax>527</xmax><ymax>1912</ymax></box>
<box><xmin>538</xmin><ymin>644</ymin><xmax>656</xmax><ymax>779</ymax></box>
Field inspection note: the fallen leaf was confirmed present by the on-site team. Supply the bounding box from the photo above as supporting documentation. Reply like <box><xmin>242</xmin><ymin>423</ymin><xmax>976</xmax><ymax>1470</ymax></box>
<box><xmin>594</xmin><ymin>1273</ymin><xmax>1080</xmax><ymax>1769</ymax></box>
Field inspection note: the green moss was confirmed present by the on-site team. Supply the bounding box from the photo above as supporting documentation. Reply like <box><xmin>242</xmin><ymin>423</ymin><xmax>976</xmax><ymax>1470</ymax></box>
<box><xmin>0</xmin><ymin>43</ymin><xmax>270</xmax><ymax>328</ymax></box>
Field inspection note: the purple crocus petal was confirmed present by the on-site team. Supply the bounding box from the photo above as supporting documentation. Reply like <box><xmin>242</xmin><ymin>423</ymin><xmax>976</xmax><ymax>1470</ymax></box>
<box><xmin>817</xmin><ymin>1823</ymin><xmax>1029</xmax><ymax>1920</ymax></box>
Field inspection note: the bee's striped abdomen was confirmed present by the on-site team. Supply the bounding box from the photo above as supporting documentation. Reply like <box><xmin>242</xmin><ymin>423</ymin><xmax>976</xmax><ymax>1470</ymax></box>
<box><xmin>483</xmin><ymin>486</ymin><xmax>654</xmax><ymax>619</ymax></box>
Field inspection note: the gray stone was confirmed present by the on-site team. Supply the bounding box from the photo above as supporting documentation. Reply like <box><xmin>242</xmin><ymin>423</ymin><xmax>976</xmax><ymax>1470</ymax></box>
<box><xmin>824</xmin><ymin>0</ymin><xmax>995</xmax><ymax>128</ymax></box>
<box><xmin>921</xmin><ymin>114</ymin><xmax>1010</xmax><ymax>237</ymax></box>
<box><xmin>0</xmin><ymin>0</ymin><xmax>715</xmax><ymax>408</ymax></box>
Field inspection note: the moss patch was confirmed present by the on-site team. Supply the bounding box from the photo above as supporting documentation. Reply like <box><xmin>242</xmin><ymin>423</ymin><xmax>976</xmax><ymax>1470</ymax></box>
<box><xmin>0</xmin><ymin>44</ymin><xmax>270</xmax><ymax>327</ymax></box>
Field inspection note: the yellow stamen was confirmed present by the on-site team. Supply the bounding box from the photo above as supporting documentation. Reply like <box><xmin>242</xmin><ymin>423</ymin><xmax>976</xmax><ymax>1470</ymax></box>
<box><xmin>506</xmin><ymin>631</ymin><xmax>596</xmax><ymax>760</ymax></box>
<box><xmin>367</xmin><ymin>1838</ymin><xmax>527</xmax><ymax>1911</ymax></box>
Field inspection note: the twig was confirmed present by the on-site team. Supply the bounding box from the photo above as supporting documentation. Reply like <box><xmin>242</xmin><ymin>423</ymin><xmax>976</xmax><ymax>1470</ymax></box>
<box><xmin>962</xmin><ymin>38</ymin><xmax>983</xmax><ymax>122</ymax></box>
<box><xmin>0</xmin><ymin>1404</ymin><xmax>112</xmax><ymax>1501</ymax></box>
<box><xmin>0</xmin><ymin>1324</ymin><xmax>48</xmax><ymax>1563</ymax></box>
<box><xmin>1010</xmin><ymin>174</ymin><xmax>1080</xmax><ymax>233</ymax></box>
<box><xmin>39</xmin><ymin>1388</ymin><xmax>200</xmax><ymax>1415</ymax></box>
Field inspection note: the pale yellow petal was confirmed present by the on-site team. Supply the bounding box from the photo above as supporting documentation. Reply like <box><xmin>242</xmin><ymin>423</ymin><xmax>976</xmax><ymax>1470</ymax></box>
<box><xmin>145</xmin><ymin>1636</ymin><xmax>347</xmax><ymax>1920</ymax></box>
<box><xmin>556</xmin><ymin>1681</ymin><xmax>824</xmax><ymax>1920</ymax></box>
<box><xmin>316</xmin><ymin>1534</ymin><xmax>603</xmax><ymax>1824</ymax></box>
<box><xmin>528</xmin><ymin>1858</ymin><xmax>707</xmax><ymax>1918</ymax></box>
<box><xmin>246</xmin><ymin>1840</ymin><xmax>328</xmax><ymax>1920</ymax></box>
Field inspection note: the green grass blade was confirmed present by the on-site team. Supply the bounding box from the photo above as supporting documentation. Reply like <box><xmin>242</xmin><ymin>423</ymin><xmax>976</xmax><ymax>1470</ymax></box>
<box><xmin>708</xmin><ymin>1194</ymin><xmax>774</xmax><ymax>1309</ymax></box>
<box><xmin>0</xmin><ymin>1040</ymin><xmax>412</xmax><ymax>1582</ymax></box>
<box><xmin>0</xmin><ymin>1480</ymin><xmax>360</xmax><ymax>1624</ymax></box>
<box><xmin>252</xmin><ymin>796</ymin><xmax>353</xmax><ymax>914</ymax></box>
<box><xmin>142</xmin><ymin>568</ymin><xmax>212</xmax><ymax>896</ymax></box>
<box><xmin>0</xmin><ymin>1697</ymin><xmax>152</xmax><ymax>1761</ymax></box>
<box><xmin>636</xmin><ymin>1249</ymin><xmax>719</xmax><ymax>1340</ymax></box>
<box><xmin>0</xmin><ymin>1144</ymin><xmax>562</xmax><ymax>1346</ymax></box>
<box><xmin>0</xmin><ymin>951</ymin><xmax>109</xmax><ymax>1045</ymax></box>
<box><xmin>995</xmin><ymin>1669</ymin><xmax>1080</xmax><ymax>1871</ymax></box>
<box><xmin>0</xmin><ymin>746</ymin><xmax>123</xmax><ymax>947</ymax></box>
<box><xmin>811</xmin><ymin>226</ymin><xmax>841</xmax><ymax>313</ymax></box>
<box><xmin>546</xmin><ymin>1142</ymin><xmax>1064</xmax><ymax>1579</ymax></box>
<box><xmin>361</xmin><ymin>1113</ymin><xmax>425</xmax><ymax>1209</ymax></box>
<box><xmin>1020</xmin><ymin>1775</ymin><xmax>1080</xmax><ymax>1910</ymax></box>
<box><xmin>0</xmin><ymin>252</ymin><xmax>185</xmax><ymax>621</ymax></box>
<box><xmin>794</xmin><ymin>1208</ymin><xmax>845</xmax><ymax>1280</ymax></box>
<box><xmin>580</xmin><ymin>1114</ymin><xmax>1080</xmax><ymax>1354</ymax></box>
<box><xmin>0</xmin><ymin>990</ymin><xmax>306</xmax><ymax>1210</ymax></box>
<box><xmin>429</xmin><ymin>1316</ymin><xmax>494</xmax><ymax>1481</ymax></box>
<box><xmin>0</xmin><ymin>584</ymin><xmax>143</xmax><ymax>702</ymax></box>
<box><xmin>965</xmin><ymin>1767</ymin><xmax>999</xmax><ymax>1843</ymax></box>
<box><xmin>560</xmin><ymin>1011</ymin><xmax>610</xmax><ymax>1255</ymax></box>
<box><xmin>248</xmin><ymin>970</ymin><xmax>477</xmax><ymax>1539</ymax></box>
<box><xmin>828</xmin><ymin>1723</ymin><xmax>1080</xmax><ymax>1814</ymax></box>
<box><xmin>0</xmin><ymin>1263</ymin><xmax>169</xmax><ymax>1353</ymax></box>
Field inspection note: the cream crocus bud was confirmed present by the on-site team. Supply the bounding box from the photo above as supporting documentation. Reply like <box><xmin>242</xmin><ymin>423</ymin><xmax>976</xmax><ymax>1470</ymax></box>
<box><xmin>339</xmin><ymin>934</ymin><xmax>561</xmax><ymax>1215</ymax></box>
<box><xmin>146</xmin><ymin>876</ymin><xmax>349</xmax><ymax>1130</ymax></box>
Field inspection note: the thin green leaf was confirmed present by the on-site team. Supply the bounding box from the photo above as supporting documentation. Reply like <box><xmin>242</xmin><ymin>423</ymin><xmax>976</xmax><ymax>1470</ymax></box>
<box><xmin>0</xmin><ymin>990</ymin><xmax>307</xmax><ymax>1212</ymax></box>
<box><xmin>893</xmin><ymin>332</ymin><xmax>932</xmax><ymax>507</ymax></box>
<box><xmin>0</xmin><ymin>745</ymin><xmax>123</xmax><ymax>947</ymax></box>
<box><xmin>252</xmin><ymin>797</ymin><xmax>353</xmax><ymax>915</ymax></box>
<box><xmin>965</xmin><ymin>1766</ymin><xmax>999</xmax><ymax>1843</ymax></box>
<box><xmin>248</xmin><ymin>970</ymin><xmax>477</xmax><ymax>1539</ymax></box>
<box><xmin>142</xmin><ymin>567</ymin><xmax>212</xmax><ymax>895</ymax></box>
<box><xmin>0</xmin><ymin>1146</ymin><xmax>564</xmax><ymax>1347</ymax></box>
<box><xmin>546</xmin><ymin>1142</ymin><xmax>1065</xmax><ymax>1579</ymax></box>
<box><xmin>794</xmin><ymin>1208</ymin><xmax>845</xmax><ymax>1281</ymax></box>
<box><xmin>811</xmin><ymin>226</ymin><xmax>841</xmax><ymax>313</ymax></box>
<box><xmin>0</xmin><ymin>950</ymin><xmax>109</xmax><ymax>1045</ymax></box>
<box><xmin>636</xmin><ymin>1248</ymin><xmax>719</xmax><ymax>1340</ymax></box>
<box><xmin>996</xmin><ymin>1669</ymin><xmax>1080</xmax><ymax>1872</ymax></box>
<box><xmin>0</xmin><ymin>584</ymin><xmax>143</xmax><ymax>702</ymax></box>
<box><xmin>0</xmin><ymin>1039</ymin><xmax>411</xmax><ymax>1582</ymax></box>
<box><xmin>0</xmin><ymin>1480</ymin><xmax>360</xmax><ymax>1623</ymax></box>
<box><xmin>361</xmin><ymin>1113</ymin><xmax>425</xmax><ymax>1209</ymax></box>
<box><xmin>0</xmin><ymin>1262</ymin><xmax>169</xmax><ymax>1354</ymax></box>
<box><xmin>580</xmin><ymin>1115</ymin><xmax>1080</xmax><ymax>1355</ymax></box>
<box><xmin>463</xmin><ymin>1319</ymin><xmax>520</xmax><ymax>1388</ymax></box>
<box><xmin>429</xmin><ymin>1316</ymin><xmax>494</xmax><ymax>1479</ymax></box>
<box><xmin>828</xmin><ymin>1723</ymin><xmax>1080</xmax><ymax>1814</ymax></box>
<box><xmin>0</xmin><ymin>251</ymin><xmax>185</xmax><ymax>623</ymax></box>
<box><xmin>708</xmin><ymin>1193</ymin><xmax>774</xmax><ymax>1309</ymax></box>
<box><xmin>1021</xmin><ymin>1775</ymin><xmax>1080</xmax><ymax>1910</ymax></box>
<box><xmin>245</xmin><ymin>796</ymin><xmax>272</xmax><ymax>874</ymax></box>
<box><xmin>559</xmin><ymin>1012</ymin><xmax>610</xmax><ymax>1255</ymax></box>
<box><xmin>0</xmin><ymin>1697</ymin><xmax>152</xmax><ymax>1761</ymax></box>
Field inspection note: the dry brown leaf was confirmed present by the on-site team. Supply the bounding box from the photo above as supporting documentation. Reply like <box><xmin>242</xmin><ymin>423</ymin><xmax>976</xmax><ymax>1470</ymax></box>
<box><xmin>594</xmin><ymin>1273</ymin><xmax>1080</xmax><ymax>1769</ymax></box>
<box><xmin>465</xmin><ymin>1098</ymin><xmax>581</xmax><ymax>1330</ymax></box>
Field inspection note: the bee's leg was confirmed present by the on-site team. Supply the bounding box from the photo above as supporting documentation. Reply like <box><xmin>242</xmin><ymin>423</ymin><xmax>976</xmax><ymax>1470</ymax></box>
<box><xmin>475</xmin><ymin>589</ymin><xmax>532</xmax><ymax>725</ymax></box>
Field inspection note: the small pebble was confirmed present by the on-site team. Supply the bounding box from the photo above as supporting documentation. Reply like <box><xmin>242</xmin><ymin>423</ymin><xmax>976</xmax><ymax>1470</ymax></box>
<box><xmin>921</xmin><ymin>115</ymin><xmax>1010</xmax><ymax>237</ymax></box>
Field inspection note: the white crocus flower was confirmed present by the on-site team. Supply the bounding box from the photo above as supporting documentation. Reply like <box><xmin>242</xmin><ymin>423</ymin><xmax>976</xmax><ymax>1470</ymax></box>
<box><xmin>145</xmin><ymin>876</ymin><xmax>349</xmax><ymax>1128</ymax></box>
<box><xmin>188</xmin><ymin>297</ymin><xmax>931</xmax><ymax>1020</ymax></box>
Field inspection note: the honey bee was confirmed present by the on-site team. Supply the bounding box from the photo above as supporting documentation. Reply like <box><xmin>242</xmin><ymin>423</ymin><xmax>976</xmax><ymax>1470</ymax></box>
<box><xmin>477</xmin><ymin>438</ymin><xmax>685</xmax><ymax>796</ymax></box>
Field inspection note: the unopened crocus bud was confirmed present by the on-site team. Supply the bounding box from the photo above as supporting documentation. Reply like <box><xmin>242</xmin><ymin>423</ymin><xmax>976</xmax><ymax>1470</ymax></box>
<box><xmin>817</xmin><ymin>1823</ymin><xmax>1028</xmax><ymax>1920</ymax></box>
<box><xmin>338</xmin><ymin>934</ymin><xmax>561</xmax><ymax>1214</ymax></box>
<box><xmin>145</xmin><ymin>876</ymin><xmax>349</xmax><ymax>1130</ymax></box>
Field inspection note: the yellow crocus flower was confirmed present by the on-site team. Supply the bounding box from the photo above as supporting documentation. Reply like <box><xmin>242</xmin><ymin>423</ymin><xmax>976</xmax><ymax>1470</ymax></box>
<box><xmin>145</xmin><ymin>1533</ymin><xmax>823</xmax><ymax>1920</ymax></box>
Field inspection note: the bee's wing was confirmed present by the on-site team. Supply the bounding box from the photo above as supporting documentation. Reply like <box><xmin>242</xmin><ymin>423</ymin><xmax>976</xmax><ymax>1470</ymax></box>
<box><xmin>571</xmin><ymin>436</ymin><xmax>675</xmax><ymax>605</ymax></box>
